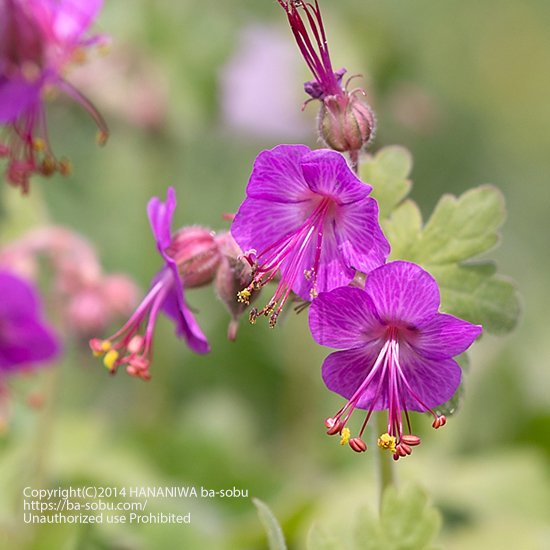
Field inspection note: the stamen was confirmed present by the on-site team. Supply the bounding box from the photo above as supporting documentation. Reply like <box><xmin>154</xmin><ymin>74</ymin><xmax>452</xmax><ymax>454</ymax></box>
<box><xmin>377</xmin><ymin>433</ymin><xmax>397</xmax><ymax>453</ymax></box>
<box><xmin>339</xmin><ymin>427</ymin><xmax>351</xmax><ymax>445</ymax></box>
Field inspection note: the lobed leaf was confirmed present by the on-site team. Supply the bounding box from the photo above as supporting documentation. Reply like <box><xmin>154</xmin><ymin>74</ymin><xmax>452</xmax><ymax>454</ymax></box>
<box><xmin>360</xmin><ymin>146</ymin><xmax>413</xmax><ymax>219</ymax></box>
<box><xmin>354</xmin><ymin>485</ymin><xmax>442</xmax><ymax>550</ymax></box>
<box><xmin>383</xmin><ymin>185</ymin><xmax>520</xmax><ymax>334</ymax></box>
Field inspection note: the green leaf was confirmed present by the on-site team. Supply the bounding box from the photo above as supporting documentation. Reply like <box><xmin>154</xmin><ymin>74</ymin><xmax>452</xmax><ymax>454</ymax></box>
<box><xmin>252</xmin><ymin>497</ymin><xmax>287</xmax><ymax>550</ymax></box>
<box><xmin>384</xmin><ymin>185</ymin><xmax>520</xmax><ymax>334</ymax></box>
<box><xmin>354</xmin><ymin>485</ymin><xmax>442</xmax><ymax>550</ymax></box>
<box><xmin>360</xmin><ymin>146</ymin><xmax>413</xmax><ymax>218</ymax></box>
<box><xmin>307</xmin><ymin>524</ymin><xmax>349</xmax><ymax>550</ymax></box>
<box><xmin>435</xmin><ymin>353</ymin><xmax>470</xmax><ymax>417</ymax></box>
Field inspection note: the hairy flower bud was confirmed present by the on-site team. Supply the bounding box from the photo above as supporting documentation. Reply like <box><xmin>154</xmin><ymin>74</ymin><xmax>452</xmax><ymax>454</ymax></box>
<box><xmin>166</xmin><ymin>226</ymin><xmax>221</xmax><ymax>288</ymax></box>
<box><xmin>214</xmin><ymin>232</ymin><xmax>257</xmax><ymax>341</ymax></box>
<box><xmin>319</xmin><ymin>93</ymin><xmax>376</xmax><ymax>153</ymax></box>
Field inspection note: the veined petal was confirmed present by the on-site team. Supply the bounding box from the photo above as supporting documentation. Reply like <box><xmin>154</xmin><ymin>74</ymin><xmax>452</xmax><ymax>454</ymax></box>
<box><xmin>365</xmin><ymin>261</ymin><xmax>440</xmax><ymax>326</ymax></box>
<box><xmin>410</xmin><ymin>313</ymin><xmax>482</xmax><ymax>359</ymax></box>
<box><xmin>246</xmin><ymin>144</ymin><xmax>311</xmax><ymax>202</ymax></box>
<box><xmin>301</xmin><ymin>149</ymin><xmax>372</xmax><ymax>204</ymax></box>
<box><xmin>159</xmin><ymin>268</ymin><xmax>210</xmax><ymax>355</ymax></box>
<box><xmin>231</xmin><ymin>196</ymin><xmax>308</xmax><ymax>256</ymax></box>
<box><xmin>309</xmin><ymin>286</ymin><xmax>383</xmax><ymax>349</ymax></box>
<box><xmin>321</xmin><ymin>344</ymin><xmax>385</xmax><ymax>410</ymax></box>
<box><xmin>334</xmin><ymin>196</ymin><xmax>390</xmax><ymax>274</ymax></box>
<box><xmin>398</xmin><ymin>348</ymin><xmax>462</xmax><ymax>410</ymax></box>
<box><xmin>290</xmin><ymin>222</ymin><xmax>355</xmax><ymax>300</ymax></box>
<box><xmin>147</xmin><ymin>187</ymin><xmax>176</xmax><ymax>253</ymax></box>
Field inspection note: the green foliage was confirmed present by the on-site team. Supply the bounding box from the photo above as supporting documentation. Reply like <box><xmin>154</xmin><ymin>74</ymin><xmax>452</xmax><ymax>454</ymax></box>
<box><xmin>307</xmin><ymin>485</ymin><xmax>441</xmax><ymax>550</ymax></box>
<box><xmin>253</xmin><ymin>498</ymin><xmax>287</xmax><ymax>550</ymax></box>
<box><xmin>361</xmin><ymin>146</ymin><xmax>413</xmax><ymax>219</ymax></box>
<box><xmin>361</xmin><ymin>146</ymin><xmax>520</xmax><ymax>335</ymax></box>
<box><xmin>354</xmin><ymin>485</ymin><xmax>442</xmax><ymax>550</ymax></box>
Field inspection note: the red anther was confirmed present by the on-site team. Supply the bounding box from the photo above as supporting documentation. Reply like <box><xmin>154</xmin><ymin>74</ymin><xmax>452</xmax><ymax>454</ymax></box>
<box><xmin>129</xmin><ymin>356</ymin><xmax>149</xmax><ymax>371</ymax></box>
<box><xmin>89</xmin><ymin>338</ymin><xmax>105</xmax><ymax>353</ymax></box>
<box><xmin>401</xmin><ymin>434</ymin><xmax>421</xmax><ymax>446</ymax></box>
<box><xmin>400</xmin><ymin>443</ymin><xmax>412</xmax><ymax>455</ymax></box>
<box><xmin>349</xmin><ymin>437</ymin><xmax>367</xmax><ymax>453</ymax></box>
<box><xmin>127</xmin><ymin>335</ymin><xmax>144</xmax><ymax>354</ymax></box>
<box><xmin>324</xmin><ymin>417</ymin><xmax>336</xmax><ymax>429</ymax></box>
<box><xmin>432</xmin><ymin>415</ymin><xmax>447</xmax><ymax>429</ymax></box>
<box><xmin>397</xmin><ymin>445</ymin><xmax>408</xmax><ymax>457</ymax></box>
<box><xmin>326</xmin><ymin>420</ymin><xmax>344</xmax><ymax>436</ymax></box>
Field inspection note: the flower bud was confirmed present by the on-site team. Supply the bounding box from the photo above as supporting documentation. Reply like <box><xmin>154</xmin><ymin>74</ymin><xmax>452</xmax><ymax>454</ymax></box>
<box><xmin>319</xmin><ymin>92</ymin><xmax>376</xmax><ymax>153</ymax></box>
<box><xmin>165</xmin><ymin>226</ymin><xmax>221</xmax><ymax>288</ymax></box>
<box><xmin>214</xmin><ymin>232</ymin><xmax>257</xmax><ymax>341</ymax></box>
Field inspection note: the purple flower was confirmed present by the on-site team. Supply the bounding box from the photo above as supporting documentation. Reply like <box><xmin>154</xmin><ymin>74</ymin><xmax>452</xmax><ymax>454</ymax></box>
<box><xmin>231</xmin><ymin>144</ymin><xmax>389</xmax><ymax>326</ymax></box>
<box><xmin>90</xmin><ymin>188</ymin><xmax>210</xmax><ymax>381</ymax></box>
<box><xmin>277</xmin><ymin>0</ymin><xmax>376</xmax><ymax>155</ymax></box>
<box><xmin>0</xmin><ymin>0</ymin><xmax>108</xmax><ymax>193</ymax></box>
<box><xmin>309</xmin><ymin>261</ymin><xmax>482</xmax><ymax>459</ymax></box>
<box><xmin>0</xmin><ymin>270</ymin><xmax>60</xmax><ymax>372</ymax></box>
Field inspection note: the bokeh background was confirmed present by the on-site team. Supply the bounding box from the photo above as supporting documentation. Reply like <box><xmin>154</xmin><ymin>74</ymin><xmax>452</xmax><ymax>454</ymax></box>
<box><xmin>1</xmin><ymin>0</ymin><xmax>550</xmax><ymax>548</ymax></box>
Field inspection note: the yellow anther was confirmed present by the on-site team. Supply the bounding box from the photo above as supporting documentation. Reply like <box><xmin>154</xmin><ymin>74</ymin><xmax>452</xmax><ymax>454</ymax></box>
<box><xmin>103</xmin><ymin>349</ymin><xmax>119</xmax><ymax>370</ymax></box>
<box><xmin>377</xmin><ymin>433</ymin><xmax>397</xmax><ymax>453</ymax></box>
<box><xmin>340</xmin><ymin>427</ymin><xmax>351</xmax><ymax>446</ymax></box>
<box><xmin>237</xmin><ymin>289</ymin><xmax>251</xmax><ymax>304</ymax></box>
<box><xmin>32</xmin><ymin>138</ymin><xmax>45</xmax><ymax>152</ymax></box>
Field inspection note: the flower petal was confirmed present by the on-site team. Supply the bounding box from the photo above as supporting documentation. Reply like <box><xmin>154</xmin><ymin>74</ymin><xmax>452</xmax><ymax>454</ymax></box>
<box><xmin>0</xmin><ymin>318</ymin><xmax>60</xmax><ymax>371</ymax></box>
<box><xmin>365</xmin><ymin>261</ymin><xmax>440</xmax><ymax>326</ymax></box>
<box><xmin>147</xmin><ymin>187</ymin><xmax>176</xmax><ymax>253</ymax></box>
<box><xmin>289</xmin><ymin>221</ymin><xmax>355</xmax><ymax>300</ymax></box>
<box><xmin>231</xmin><ymin>196</ymin><xmax>308</xmax><ymax>256</ymax></box>
<box><xmin>0</xmin><ymin>77</ymin><xmax>41</xmax><ymax>123</ymax></box>
<box><xmin>334</xmin><ymin>196</ymin><xmax>390</xmax><ymax>273</ymax></box>
<box><xmin>309</xmin><ymin>286</ymin><xmax>384</xmax><ymax>349</ymax></box>
<box><xmin>321</xmin><ymin>344</ymin><xmax>386</xmax><ymax>409</ymax></box>
<box><xmin>398</xmin><ymin>349</ymin><xmax>462</xmax><ymax>410</ymax></box>
<box><xmin>246</xmin><ymin>144</ymin><xmax>311</xmax><ymax>202</ymax></box>
<box><xmin>410</xmin><ymin>313</ymin><xmax>482</xmax><ymax>359</ymax></box>
<box><xmin>301</xmin><ymin>149</ymin><xmax>372</xmax><ymax>204</ymax></box>
<box><xmin>0</xmin><ymin>272</ymin><xmax>60</xmax><ymax>370</ymax></box>
<box><xmin>159</xmin><ymin>269</ymin><xmax>210</xmax><ymax>354</ymax></box>
<box><xmin>37</xmin><ymin>0</ymin><xmax>103</xmax><ymax>43</ymax></box>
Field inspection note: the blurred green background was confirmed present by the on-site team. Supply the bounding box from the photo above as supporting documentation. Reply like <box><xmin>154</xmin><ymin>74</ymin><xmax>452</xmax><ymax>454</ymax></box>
<box><xmin>1</xmin><ymin>0</ymin><xmax>550</xmax><ymax>548</ymax></box>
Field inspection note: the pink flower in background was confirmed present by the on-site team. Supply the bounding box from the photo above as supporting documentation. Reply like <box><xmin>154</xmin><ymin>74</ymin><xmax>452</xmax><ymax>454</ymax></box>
<box><xmin>0</xmin><ymin>226</ymin><xmax>138</xmax><ymax>337</ymax></box>
<box><xmin>0</xmin><ymin>0</ymin><xmax>108</xmax><ymax>193</ymax></box>
<box><xmin>219</xmin><ymin>24</ymin><xmax>310</xmax><ymax>139</ymax></box>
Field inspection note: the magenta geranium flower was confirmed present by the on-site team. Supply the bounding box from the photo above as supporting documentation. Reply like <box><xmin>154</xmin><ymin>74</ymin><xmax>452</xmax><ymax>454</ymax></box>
<box><xmin>90</xmin><ymin>188</ymin><xmax>211</xmax><ymax>381</ymax></box>
<box><xmin>277</xmin><ymin>0</ymin><xmax>376</xmax><ymax>156</ymax></box>
<box><xmin>309</xmin><ymin>261</ymin><xmax>482</xmax><ymax>460</ymax></box>
<box><xmin>231</xmin><ymin>144</ymin><xmax>389</xmax><ymax>326</ymax></box>
<box><xmin>0</xmin><ymin>270</ymin><xmax>60</xmax><ymax>371</ymax></box>
<box><xmin>0</xmin><ymin>0</ymin><xmax>108</xmax><ymax>193</ymax></box>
